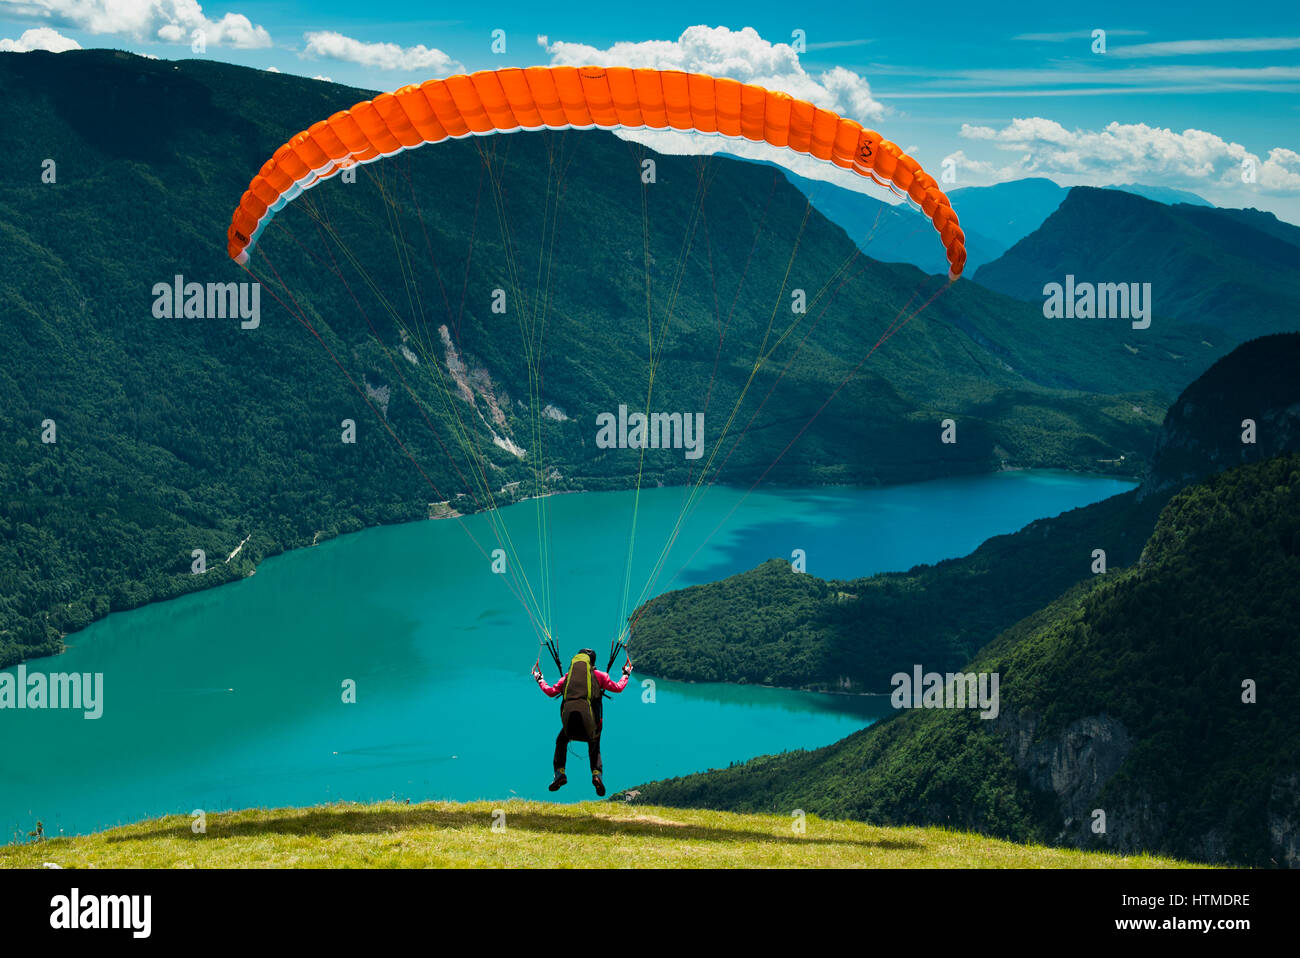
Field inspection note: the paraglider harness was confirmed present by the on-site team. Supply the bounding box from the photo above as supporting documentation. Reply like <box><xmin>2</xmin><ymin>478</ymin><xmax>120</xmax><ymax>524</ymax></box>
<box><xmin>560</xmin><ymin>651</ymin><xmax>602</xmax><ymax>741</ymax></box>
<box><xmin>538</xmin><ymin>634</ymin><xmax>630</xmax><ymax>742</ymax></box>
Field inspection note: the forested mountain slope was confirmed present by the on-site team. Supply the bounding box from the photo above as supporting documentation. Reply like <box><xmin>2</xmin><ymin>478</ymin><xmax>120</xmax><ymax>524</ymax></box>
<box><xmin>0</xmin><ymin>50</ymin><xmax>1166</xmax><ymax>666</ymax></box>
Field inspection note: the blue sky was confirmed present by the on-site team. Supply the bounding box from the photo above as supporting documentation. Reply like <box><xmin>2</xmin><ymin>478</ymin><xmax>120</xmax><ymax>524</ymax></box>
<box><xmin>3</xmin><ymin>0</ymin><xmax>1298</xmax><ymax>222</ymax></box>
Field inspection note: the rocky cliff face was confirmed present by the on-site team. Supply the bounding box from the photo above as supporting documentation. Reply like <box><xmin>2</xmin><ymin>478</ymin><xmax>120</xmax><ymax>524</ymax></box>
<box><xmin>995</xmin><ymin>709</ymin><xmax>1145</xmax><ymax>853</ymax></box>
<box><xmin>992</xmin><ymin>707</ymin><xmax>1300</xmax><ymax>865</ymax></box>
<box><xmin>995</xmin><ymin>709</ymin><xmax>1133</xmax><ymax>838</ymax></box>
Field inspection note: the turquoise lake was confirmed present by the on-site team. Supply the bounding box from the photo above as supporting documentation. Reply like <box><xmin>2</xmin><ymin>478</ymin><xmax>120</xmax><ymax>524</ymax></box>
<box><xmin>0</xmin><ymin>472</ymin><xmax>1134</xmax><ymax>841</ymax></box>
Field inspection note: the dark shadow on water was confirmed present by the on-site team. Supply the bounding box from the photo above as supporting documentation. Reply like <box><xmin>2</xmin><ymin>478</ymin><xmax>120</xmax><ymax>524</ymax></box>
<box><xmin>675</xmin><ymin>474</ymin><xmax>1130</xmax><ymax>587</ymax></box>
<box><xmin>110</xmin><ymin>804</ymin><xmax>920</xmax><ymax>851</ymax></box>
<box><xmin>678</xmin><ymin>516</ymin><xmax>869</xmax><ymax>586</ymax></box>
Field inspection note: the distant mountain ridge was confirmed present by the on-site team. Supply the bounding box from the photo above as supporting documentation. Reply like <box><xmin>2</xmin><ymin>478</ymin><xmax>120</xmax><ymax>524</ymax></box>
<box><xmin>764</xmin><ymin>171</ymin><xmax>1216</xmax><ymax>277</ymax></box>
<box><xmin>1108</xmin><ymin>183</ymin><xmax>1213</xmax><ymax>207</ymax></box>
<box><xmin>759</xmin><ymin>161</ymin><xmax>1004</xmax><ymax>274</ymax></box>
<box><xmin>946</xmin><ymin>177</ymin><xmax>1070</xmax><ymax>254</ymax></box>
<box><xmin>973</xmin><ymin>188</ymin><xmax>1300</xmax><ymax>352</ymax></box>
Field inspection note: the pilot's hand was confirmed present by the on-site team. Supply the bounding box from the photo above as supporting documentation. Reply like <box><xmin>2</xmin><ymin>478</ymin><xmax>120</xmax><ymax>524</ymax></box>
<box><xmin>531</xmin><ymin>669</ymin><xmax>542</xmax><ymax>681</ymax></box>
<box><xmin>622</xmin><ymin>660</ymin><xmax>633</xmax><ymax>675</ymax></box>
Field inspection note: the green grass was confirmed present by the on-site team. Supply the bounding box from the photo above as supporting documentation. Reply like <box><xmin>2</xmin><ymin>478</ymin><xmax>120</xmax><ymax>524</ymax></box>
<box><xmin>0</xmin><ymin>800</ymin><xmax>1199</xmax><ymax>868</ymax></box>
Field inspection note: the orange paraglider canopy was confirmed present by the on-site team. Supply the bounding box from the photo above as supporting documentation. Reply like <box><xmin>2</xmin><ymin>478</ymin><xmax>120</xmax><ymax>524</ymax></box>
<box><xmin>227</xmin><ymin>65</ymin><xmax>967</xmax><ymax>278</ymax></box>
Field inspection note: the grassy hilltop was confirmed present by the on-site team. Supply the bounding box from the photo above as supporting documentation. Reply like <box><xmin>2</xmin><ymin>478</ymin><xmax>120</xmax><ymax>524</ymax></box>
<box><xmin>0</xmin><ymin>800</ymin><xmax>1197</xmax><ymax>869</ymax></box>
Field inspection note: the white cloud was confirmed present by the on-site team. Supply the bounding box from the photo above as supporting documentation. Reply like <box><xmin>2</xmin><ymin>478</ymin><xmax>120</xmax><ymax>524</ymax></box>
<box><xmin>530</xmin><ymin>26</ymin><xmax>905</xmax><ymax>198</ymax></box>
<box><xmin>863</xmin><ymin>61</ymin><xmax>1300</xmax><ymax>99</ymax></box>
<box><xmin>266</xmin><ymin>65</ymin><xmax>279</xmax><ymax>72</ymax></box>
<box><xmin>1261</xmin><ymin>147</ymin><xmax>1300</xmax><ymax>192</ymax></box>
<box><xmin>805</xmin><ymin>38</ymin><xmax>873</xmax><ymax>52</ymax></box>
<box><xmin>2</xmin><ymin>0</ymin><xmax>271</xmax><ymax>49</ymax></box>
<box><xmin>1108</xmin><ymin>36</ymin><xmax>1300</xmax><ymax>58</ymax></box>
<box><xmin>532</xmin><ymin>26</ymin><xmax>903</xmax><ymax>199</ymax></box>
<box><xmin>1012</xmin><ymin>30</ymin><xmax>1146</xmax><ymax>43</ymax></box>
<box><xmin>302</xmin><ymin>31</ymin><xmax>460</xmax><ymax>72</ymax></box>
<box><xmin>539</xmin><ymin>25</ymin><xmax>887</xmax><ymax>123</ymax></box>
<box><xmin>312</xmin><ymin>74</ymin><xmax>332</xmax><ymax>83</ymax></box>
<box><xmin>0</xmin><ymin>26</ymin><xmax>79</xmax><ymax>52</ymax></box>
<box><xmin>955</xmin><ymin>118</ymin><xmax>1300</xmax><ymax>194</ymax></box>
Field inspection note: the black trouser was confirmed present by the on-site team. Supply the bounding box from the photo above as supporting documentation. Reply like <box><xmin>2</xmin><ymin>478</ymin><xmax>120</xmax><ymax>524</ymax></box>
<box><xmin>554</xmin><ymin>699</ymin><xmax>603</xmax><ymax>774</ymax></box>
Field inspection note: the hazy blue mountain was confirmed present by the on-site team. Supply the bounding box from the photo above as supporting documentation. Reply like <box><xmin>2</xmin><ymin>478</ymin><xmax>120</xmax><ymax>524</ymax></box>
<box><xmin>945</xmin><ymin>177</ymin><xmax>1069</xmax><ymax>252</ymax></box>
<box><xmin>743</xmin><ymin>166</ymin><xmax>1066</xmax><ymax>275</ymax></box>
<box><xmin>1110</xmin><ymin>183</ymin><xmax>1213</xmax><ymax>206</ymax></box>
<box><xmin>973</xmin><ymin>187</ymin><xmax>1300</xmax><ymax>350</ymax></box>
<box><xmin>757</xmin><ymin>161</ymin><xmax>1003</xmax><ymax>275</ymax></box>
<box><xmin>729</xmin><ymin>167</ymin><xmax>1230</xmax><ymax>291</ymax></box>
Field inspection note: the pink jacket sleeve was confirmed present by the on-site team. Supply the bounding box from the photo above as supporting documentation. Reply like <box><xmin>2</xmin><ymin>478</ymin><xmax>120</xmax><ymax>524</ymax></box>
<box><xmin>595</xmin><ymin>669</ymin><xmax>630</xmax><ymax>693</ymax></box>
<box><xmin>538</xmin><ymin>673</ymin><xmax>566</xmax><ymax>697</ymax></box>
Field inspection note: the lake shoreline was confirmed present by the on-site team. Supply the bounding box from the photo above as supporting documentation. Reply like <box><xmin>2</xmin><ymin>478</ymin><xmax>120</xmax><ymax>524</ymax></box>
<box><xmin>20</xmin><ymin>467</ymin><xmax>1139</xmax><ymax>669</ymax></box>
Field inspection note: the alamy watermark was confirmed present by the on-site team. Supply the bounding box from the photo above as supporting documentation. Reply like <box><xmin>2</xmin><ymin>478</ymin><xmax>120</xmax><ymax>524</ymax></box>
<box><xmin>152</xmin><ymin>274</ymin><xmax>260</xmax><ymax>329</ymax></box>
<box><xmin>50</xmin><ymin>888</ymin><xmax>150</xmax><ymax>938</ymax></box>
<box><xmin>595</xmin><ymin>404</ymin><xmax>704</xmax><ymax>460</ymax></box>
<box><xmin>890</xmin><ymin>664</ymin><xmax>999</xmax><ymax>719</ymax></box>
<box><xmin>0</xmin><ymin>666</ymin><xmax>103</xmax><ymax>719</ymax></box>
<box><xmin>1042</xmin><ymin>275</ymin><xmax>1151</xmax><ymax>329</ymax></box>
